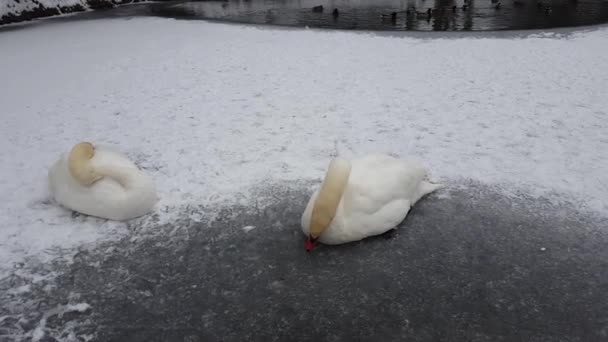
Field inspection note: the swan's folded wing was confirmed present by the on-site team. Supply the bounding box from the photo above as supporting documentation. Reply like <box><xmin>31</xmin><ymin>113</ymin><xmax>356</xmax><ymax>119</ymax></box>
<box><xmin>347</xmin><ymin>197</ymin><xmax>411</xmax><ymax>238</ymax></box>
<box><xmin>340</xmin><ymin>155</ymin><xmax>427</xmax><ymax>237</ymax></box>
<box><xmin>346</xmin><ymin>156</ymin><xmax>425</xmax><ymax>212</ymax></box>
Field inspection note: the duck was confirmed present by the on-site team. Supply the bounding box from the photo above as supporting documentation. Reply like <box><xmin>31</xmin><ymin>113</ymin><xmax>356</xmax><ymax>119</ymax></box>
<box><xmin>48</xmin><ymin>142</ymin><xmax>158</xmax><ymax>221</ymax></box>
<box><xmin>301</xmin><ymin>154</ymin><xmax>442</xmax><ymax>251</ymax></box>
<box><xmin>380</xmin><ymin>11</ymin><xmax>398</xmax><ymax>21</ymax></box>
<box><xmin>312</xmin><ymin>5</ymin><xmax>324</xmax><ymax>13</ymax></box>
<box><xmin>332</xmin><ymin>8</ymin><xmax>339</xmax><ymax>17</ymax></box>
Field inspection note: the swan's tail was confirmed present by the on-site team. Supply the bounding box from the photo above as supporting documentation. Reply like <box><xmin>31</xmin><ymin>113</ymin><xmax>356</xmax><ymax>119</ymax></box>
<box><xmin>412</xmin><ymin>180</ymin><xmax>443</xmax><ymax>205</ymax></box>
<box><xmin>420</xmin><ymin>165</ymin><xmax>443</xmax><ymax>195</ymax></box>
<box><xmin>421</xmin><ymin>181</ymin><xmax>443</xmax><ymax>195</ymax></box>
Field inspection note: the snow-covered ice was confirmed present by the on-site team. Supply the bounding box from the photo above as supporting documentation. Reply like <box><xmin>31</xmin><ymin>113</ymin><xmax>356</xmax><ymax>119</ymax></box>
<box><xmin>0</xmin><ymin>18</ymin><xmax>607</xmax><ymax>281</ymax></box>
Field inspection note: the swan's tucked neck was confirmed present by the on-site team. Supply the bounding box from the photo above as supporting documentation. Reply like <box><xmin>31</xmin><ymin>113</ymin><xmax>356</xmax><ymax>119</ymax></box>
<box><xmin>68</xmin><ymin>142</ymin><xmax>136</xmax><ymax>189</ymax></box>
<box><xmin>68</xmin><ymin>142</ymin><xmax>102</xmax><ymax>186</ymax></box>
<box><xmin>309</xmin><ymin>158</ymin><xmax>351</xmax><ymax>238</ymax></box>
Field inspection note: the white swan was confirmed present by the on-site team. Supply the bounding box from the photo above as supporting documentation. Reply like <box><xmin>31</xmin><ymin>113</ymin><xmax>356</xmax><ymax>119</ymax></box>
<box><xmin>48</xmin><ymin>142</ymin><xmax>158</xmax><ymax>221</ymax></box>
<box><xmin>301</xmin><ymin>154</ymin><xmax>442</xmax><ymax>251</ymax></box>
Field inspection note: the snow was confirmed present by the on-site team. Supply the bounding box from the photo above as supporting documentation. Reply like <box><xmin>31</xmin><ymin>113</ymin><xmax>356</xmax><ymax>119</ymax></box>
<box><xmin>242</xmin><ymin>225</ymin><xmax>257</xmax><ymax>232</ymax></box>
<box><xmin>0</xmin><ymin>18</ymin><xmax>608</xmax><ymax>281</ymax></box>
<box><xmin>28</xmin><ymin>303</ymin><xmax>91</xmax><ymax>341</ymax></box>
<box><xmin>65</xmin><ymin>303</ymin><xmax>91</xmax><ymax>313</ymax></box>
<box><xmin>32</xmin><ymin>326</ymin><xmax>45</xmax><ymax>342</ymax></box>
<box><xmin>7</xmin><ymin>284</ymin><xmax>31</xmax><ymax>295</ymax></box>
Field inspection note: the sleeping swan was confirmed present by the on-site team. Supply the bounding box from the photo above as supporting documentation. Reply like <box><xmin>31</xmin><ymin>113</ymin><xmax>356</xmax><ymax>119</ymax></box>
<box><xmin>301</xmin><ymin>154</ymin><xmax>442</xmax><ymax>252</ymax></box>
<box><xmin>48</xmin><ymin>142</ymin><xmax>158</xmax><ymax>221</ymax></box>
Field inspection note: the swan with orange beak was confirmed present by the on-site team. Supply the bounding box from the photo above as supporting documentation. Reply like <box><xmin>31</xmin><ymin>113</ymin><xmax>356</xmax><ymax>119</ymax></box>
<box><xmin>301</xmin><ymin>154</ymin><xmax>442</xmax><ymax>252</ymax></box>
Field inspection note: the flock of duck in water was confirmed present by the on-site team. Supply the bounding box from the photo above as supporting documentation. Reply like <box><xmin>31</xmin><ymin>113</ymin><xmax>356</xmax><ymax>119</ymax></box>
<box><xmin>48</xmin><ymin>142</ymin><xmax>442</xmax><ymax>252</ymax></box>
<box><xmin>311</xmin><ymin>0</ymin><xmax>557</xmax><ymax>23</ymax></box>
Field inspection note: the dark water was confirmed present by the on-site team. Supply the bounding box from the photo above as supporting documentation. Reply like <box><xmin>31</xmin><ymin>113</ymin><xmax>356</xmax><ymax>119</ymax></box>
<box><xmin>146</xmin><ymin>0</ymin><xmax>608</xmax><ymax>31</ymax></box>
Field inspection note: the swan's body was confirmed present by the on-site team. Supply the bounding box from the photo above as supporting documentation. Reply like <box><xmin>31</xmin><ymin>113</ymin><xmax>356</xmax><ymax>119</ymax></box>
<box><xmin>48</xmin><ymin>143</ymin><xmax>157</xmax><ymax>221</ymax></box>
<box><xmin>301</xmin><ymin>154</ymin><xmax>441</xmax><ymax>250</ymax></box>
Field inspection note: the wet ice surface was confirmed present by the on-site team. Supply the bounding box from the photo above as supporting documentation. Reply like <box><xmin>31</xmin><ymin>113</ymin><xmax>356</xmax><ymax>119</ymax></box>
<box><xmin>2</xmin><ymin>181</ymin><xmax>606</xmax><ymax>341</ymax></box>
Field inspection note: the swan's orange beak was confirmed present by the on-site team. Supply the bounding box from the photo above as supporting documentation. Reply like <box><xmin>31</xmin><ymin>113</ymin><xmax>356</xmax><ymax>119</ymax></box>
<box><xmin>305</xmin><ymin>236</ymin><xmax>319</xmax><ymax>252</ymax></box>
